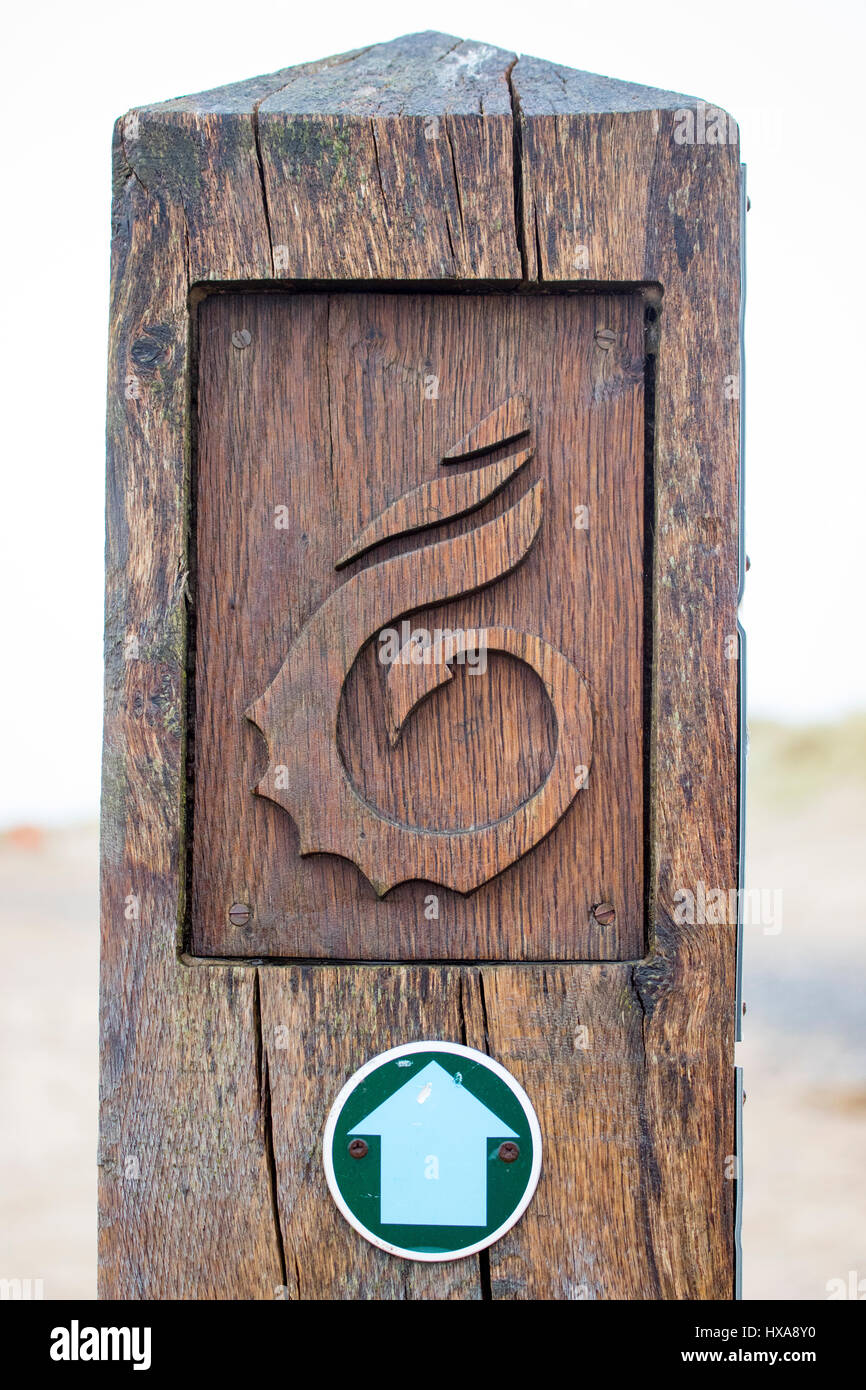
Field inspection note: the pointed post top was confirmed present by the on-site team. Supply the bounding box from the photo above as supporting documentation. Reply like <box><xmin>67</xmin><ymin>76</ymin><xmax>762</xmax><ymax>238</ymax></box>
<box><xmin>141</xmin><ymin>30</ymin><xmax>701</xmax><ymax>117</ymax></box>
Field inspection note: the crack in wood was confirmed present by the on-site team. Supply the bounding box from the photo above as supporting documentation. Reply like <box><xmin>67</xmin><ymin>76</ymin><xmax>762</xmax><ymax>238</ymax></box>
<box><xmin>369</xmin><ymin>119</ymin><xmax>390</xmax><ymax>228</ymax></box>
<box><xmin>505</xmin><ymin>59</ymin><xmax>528</xmax><ymax>281</ymax></box>
<box><xmin>255</xmin><ymin>969</ymin><xmax>288</xmax><ymax>1292</ymax></box>
<box><xmin>444</xmin><ymin>120</ymin><xmax>465</xmax><ymax>270</ymax></box>
<box><xmin>251</xmin><ymin>103</ymin><xmax>276</xmax><ymax>275</ymax></box>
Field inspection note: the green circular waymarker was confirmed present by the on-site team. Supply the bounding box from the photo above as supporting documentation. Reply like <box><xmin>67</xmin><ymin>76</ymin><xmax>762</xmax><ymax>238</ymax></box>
<box><xmin>323</xmin><ymin>1041</ymin><xmax>542</xmax><ymax>1261</ymax></box>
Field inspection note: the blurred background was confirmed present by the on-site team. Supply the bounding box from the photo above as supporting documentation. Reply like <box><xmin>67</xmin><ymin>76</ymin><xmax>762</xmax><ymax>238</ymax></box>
<box><xmin>1</xmin><ymin>0</ymin><xmax>864</xmax><ymax>1300</ymax></box>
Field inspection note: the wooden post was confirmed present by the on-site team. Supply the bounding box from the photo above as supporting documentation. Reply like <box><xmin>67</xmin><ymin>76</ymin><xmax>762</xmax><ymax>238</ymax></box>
<box><xmin>101</xmin><ymin>32</ymin><xmax>742</xmax><ymax>1298</ymax></box>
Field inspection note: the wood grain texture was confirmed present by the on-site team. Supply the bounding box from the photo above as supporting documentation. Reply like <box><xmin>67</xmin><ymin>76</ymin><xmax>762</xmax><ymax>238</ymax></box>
<box><xmin>259</xmin><ymin>961</ymin><xmax>714</xmax><ymax>1299</ymax></box>
<box><xmin>444</xmin><ymin>395</ymin><xmax>531</xmax><ymax>461</ymax></box>
<box><xmin>256</xmin><ymin>35</ymin><xmax>519</xmax><ymax>281</ymax></box>
<box><xmin>337</xmin><ymin>442</ymin><xmax>532</xmax><ymax>566</ymax></box>
<box><xmin>192</xmin><ymin>291</ymin><xmax>645</xmax><ymax>958</ymax></box>
<box><xmin>102</xmin><ymin>31</ymin><xmax>740</xmax><ymax>1299</ymax></box>
<box><xmin>510</xmin><ymin>63</ymin><xmax>742</xmax><ymax>1295</ymax></box>
<box><xmin>101</xmin><ymin>130</ymin><xmax>280</xmax><ymax>1297</ymax></box>
<box><xmin>479</xmin><ymin>965</ymin><xmax>658</xmax><ymax>1299</ymax></box>
<box><xmin>258</xmin><ymin>967</ymin><xmax>483</xmax><ymax>1298</ymax></box>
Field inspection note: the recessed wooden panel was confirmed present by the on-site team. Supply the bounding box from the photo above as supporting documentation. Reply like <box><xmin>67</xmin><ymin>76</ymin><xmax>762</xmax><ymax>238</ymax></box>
<box><xmin>191</xmin><ymin>290</ymin><xmax>646</xmax><ymax>959</ymax></box>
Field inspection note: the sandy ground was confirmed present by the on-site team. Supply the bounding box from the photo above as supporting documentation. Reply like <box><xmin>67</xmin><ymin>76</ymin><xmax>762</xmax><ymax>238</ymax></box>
<box><xmin>0</xmin><ymin>824</ymin><xmax>98</xmax><ymax>1299</ymax></box>
<box><xmin>0</xmin><ymin>719</ymin><xmax>863</xmax><ymax>1300</ymax></box>
<box><xmin>739</xmin><ymin>721</ymin><xmax>866</xmax><ymax>1299</ymax></box>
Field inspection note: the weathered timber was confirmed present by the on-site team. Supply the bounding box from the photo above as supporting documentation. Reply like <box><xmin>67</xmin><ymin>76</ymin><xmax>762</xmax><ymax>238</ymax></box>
<box><xmin>101</xmin><ymin>31</ymin><xmax>741</xmax><ymax>1299</ymax></box>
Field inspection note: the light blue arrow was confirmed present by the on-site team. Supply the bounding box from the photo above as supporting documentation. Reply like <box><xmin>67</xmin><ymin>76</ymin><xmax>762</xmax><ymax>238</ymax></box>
<box><xmin>348</xmin><ymin>1060</ymin><xmax>518</xmax><ymax>1227</ymax></box>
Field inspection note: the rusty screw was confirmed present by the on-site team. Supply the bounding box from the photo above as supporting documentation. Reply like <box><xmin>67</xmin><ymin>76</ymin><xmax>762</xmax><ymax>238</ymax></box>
<box><xmin>348</xmin><ymin>1139</ymin><xmax>369</xmax><ymax>1159</ymax></box>
<box><xmin>594</xmin><ymin>327</ymin><xmax>617</xmax><ymax>351</ymax></box>
<box><xmin>228</xmin><ymin>902</ymin><xmax>251</xmax><ymax>927</ymax></box>
<box><xmin>498</xmin><ymin>1142</ymin><xmax>520</xmax><ymax>1163</ymax></box>
<box><xmin>592</xmin><ymin>901</ymin><xmax>616</xmax><ymax>927</ymax></box>
<box><xmin>231</xmin><ymin>328</ymin><xmax>252</xmax><ymax>350</ymax></box>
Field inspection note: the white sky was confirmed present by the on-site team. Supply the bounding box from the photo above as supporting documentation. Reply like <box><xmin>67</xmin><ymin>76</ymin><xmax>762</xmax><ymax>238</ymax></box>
<box><xmin>2</xmin><ymin>0</ymin><xmax>864</xmax><ymax>826</ymax></box>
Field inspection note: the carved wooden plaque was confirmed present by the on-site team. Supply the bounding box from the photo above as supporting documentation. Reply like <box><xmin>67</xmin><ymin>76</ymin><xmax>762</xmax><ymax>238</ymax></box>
<box><xmin>192</xmin><ymin>289</ymin><xmax>646</xmax><ymax>959</ymax></box>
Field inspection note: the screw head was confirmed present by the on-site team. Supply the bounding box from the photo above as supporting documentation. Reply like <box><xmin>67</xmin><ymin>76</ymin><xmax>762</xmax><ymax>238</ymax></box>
<box><xmin>228</xmin><ymin>902</ymin><xmax>251</xmax><ymax>927</ymax></box>
<box><xmin>594</xmin><ymin>327</ymin><xmax>617</xmax><ymax>351</ymax></box>
<box><xmin>592</xmin><ymin>901</ymin><xmax>616</xmax><ymax>927</ymax></box>
<box><xmin>231</xmin><ymin>328</ymin><xmax>252</xmax><ymax>350</ymax></box>
<box><xmin>498</xmin><ymin>1141</ymin><xmax>520</xmax><ymax>1163</ymax></box>
<box><xmin>348</xmin><ymin>1139</ymin><xmax>369</xmax><ymax>1159</ymax></box>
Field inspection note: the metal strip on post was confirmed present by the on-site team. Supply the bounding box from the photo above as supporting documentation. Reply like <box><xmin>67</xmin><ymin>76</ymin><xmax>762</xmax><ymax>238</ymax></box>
<box><xmin>736</xmin><ymin>161</ymin><xmax>748</xmax><ymax>1045</ymax></box>
<box><xmin>734</xmin><ymin>1063</ymin><xmax>745</xmax><ymax>1299</ymax></box>
<box><xmin>733</xmin><ymin>160</ymin><xmax>748</xmax><ymax>1302</ymax></box>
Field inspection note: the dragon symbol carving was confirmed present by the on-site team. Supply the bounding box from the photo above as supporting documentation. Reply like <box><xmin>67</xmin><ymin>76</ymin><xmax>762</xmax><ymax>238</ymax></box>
<box><xmin>246</xmin><ymin>395</ymin><xmax>593</xmax><ymax>896</ymax></box>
